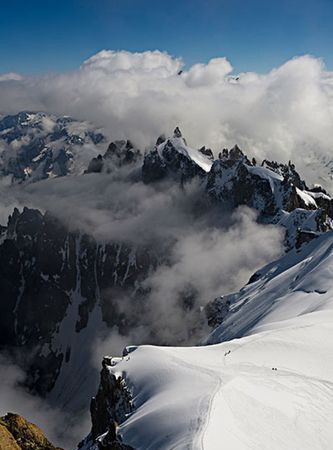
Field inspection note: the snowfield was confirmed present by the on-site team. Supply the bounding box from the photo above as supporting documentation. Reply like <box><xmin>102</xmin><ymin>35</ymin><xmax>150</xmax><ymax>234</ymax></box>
<box><xmin>108</xmin><ymin>232</ymin><xmax>333</xmax><ymax>450</ymax></box>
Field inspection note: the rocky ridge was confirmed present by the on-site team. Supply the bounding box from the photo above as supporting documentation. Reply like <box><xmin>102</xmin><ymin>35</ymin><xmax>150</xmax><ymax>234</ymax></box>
<box><xmin>79</xmin><ymin>356</ymin><xmax>134</xmax><ymax>450</ymax></box>
<box><xmin>85</xmin><ymin>140</ymin><xmax>141</xmax><ymax>174</ymax></box>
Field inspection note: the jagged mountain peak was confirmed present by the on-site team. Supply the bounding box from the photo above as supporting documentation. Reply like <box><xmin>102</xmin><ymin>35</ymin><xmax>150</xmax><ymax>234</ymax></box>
<box><xmin>261</xmin><ymin>158</ymin><xmax>307</xmax><ymax>190</ymax></box>
<box><xmin>155</xmin><ymin>134</ymin><xmax>166</xmax><ymax>146</ymax></box>
<box><xmin>198</xmin><ymin>146</ymin><xmax>214</xmax><ymax>160</ymax></box>
<box><xmin>173</xmin><ymin>126</ymin><xmax>182</xmax><ymax>138</ymax></box>
<box><xmin>142</xmin><ymin>128</ymin><xmax>214</xmax><ymax>183</ymax></box>
<box><xmin>85</xmin><ymin>139</ymin><xmax>142</xmax><ymax>174</ymax></box>
<box><xmin>229</xmin><ymin>143</ymin><xmax>244</xmax><ymax>159</ymax></box>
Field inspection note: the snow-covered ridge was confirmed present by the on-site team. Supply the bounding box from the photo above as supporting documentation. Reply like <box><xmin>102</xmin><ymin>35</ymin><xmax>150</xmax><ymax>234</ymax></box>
<box><xmin>91</xmin><ymin>231</ymin><xmax>333</xmax><ymax>450</ymax></box>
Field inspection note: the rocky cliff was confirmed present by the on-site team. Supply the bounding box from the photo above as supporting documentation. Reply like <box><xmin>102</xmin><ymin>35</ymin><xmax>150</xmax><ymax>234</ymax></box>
<box><xmin>0</xmin><ymin>205</ymin><xmax>157</xmax><ymax>400</ymax></box>
<box><xmin>79</xmin><ymin>357</ymin><xmax>135</xmax><ymax>450</ymax></box>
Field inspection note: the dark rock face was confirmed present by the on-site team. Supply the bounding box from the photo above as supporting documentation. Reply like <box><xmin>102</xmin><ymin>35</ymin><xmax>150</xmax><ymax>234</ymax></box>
<box><xmin>173</xmin><ymin>126</ymin><xmax>183</xmax><ymax>139</ymax></box>
<box><xmin>90</xmin><ymin>359</ymin><xmax>133</xmax><ymax>439</ymax></box>
<box><xmin>79</xmin><ymin>358</ymin><xmax>135</xmax><ymax>450</ymax></box>
<box><xmin>155</xmin><ymin>134</ymin><xmax>166</xmax><ymax>146</ymax></box>
<box><xmin>0</xmin><ymin>207</ymin><xmax>157</xmax><ymax>396</ymax></box>
<box><xmin>308</xmin><ymin>191</ymin><xmax>333</xmax><ymax>218</ymax></box>
<box><xmin>261</xmin><ymin>159</ymin><xmax>307</xmax><ymax>190</ymax></box>
<box><xmin>86</xmin><ymin>154</ymin><xmax>104</xmax><ymax>173</ymax></box>
<box><xmin>198</xmin><ymin>146</ymin><xmax>214</xmax><ymax>160</ymax></box>
<box><xmin>295</xmin><ymin>230</ymin><xmax>319</xmax><ymax>249</ymax></box>
<box><xmin>205</xmin><ymin>295</ymin><xmax>233</xmax><ymax>329</ymax></box>
<box><xmin>85</xmin><ymin>141</ymin><xmax>142</xmax><ymax>174</ymax></box>
<box><xmin>207</xmin><ymin>157</ymin><xmax>278</xmax><ymax>217</ymax></box>
<box><xmin>104</xmin><ymin>140</ymin><xmax>141</xmax><ymax>167</ymax></box>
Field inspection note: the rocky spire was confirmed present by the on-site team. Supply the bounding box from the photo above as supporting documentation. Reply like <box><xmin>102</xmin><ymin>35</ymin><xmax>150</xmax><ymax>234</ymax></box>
<box><xmin>229</xmin><ymin>144</ymin><xmax>244</xmax><ymax>160</ymax></box>
<box><xmin>173</xmin><ymin>126</ymin><xmax>182</xmax><ymax>138</ymax></box>
<box><xmin>156</xmin><ymin>134</ymin><xmax>166</xmax><ymax>146</ymax></box>
<box><xmin>199</xmin><ymin>146</ymin><xmax>214</xmax><ymax>160</ymax></box>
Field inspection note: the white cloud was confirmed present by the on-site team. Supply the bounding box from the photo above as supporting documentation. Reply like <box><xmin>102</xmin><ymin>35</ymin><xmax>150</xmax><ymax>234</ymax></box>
<box><xmin>1</xmin><ymin>50</ymin><xmax>333</xmax><ymax>188</ymax></box>
<box><xmin>0</xmin><ymin>72</ymin><xmax>23</xmax><ymax>82</ymax></box>
<box><xmin>183</xmin><ymin>57</ymin><xmax>233</xmax><ymax>87</ymax></box>
<box><xmin>81</xmin><ymin>49</ymin><xmax>182</xmax><ymax>76</ymax></box>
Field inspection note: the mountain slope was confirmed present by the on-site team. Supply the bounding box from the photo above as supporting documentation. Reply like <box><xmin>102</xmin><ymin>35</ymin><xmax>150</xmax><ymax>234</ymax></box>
<box><xmin>206</xmin><ymin>230</ymin><xmax>333</xmax><ymax>342</ymax></box>
<box><xmin>85</xmin><ymin>231</ymin><xmax>333</xmax><ymax>450</ymax></box>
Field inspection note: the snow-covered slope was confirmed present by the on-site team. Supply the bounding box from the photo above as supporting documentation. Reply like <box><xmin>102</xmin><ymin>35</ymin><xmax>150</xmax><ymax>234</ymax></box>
<box><xmin>91</xmin><ymin>232</ymin><xmax>333</xmax><ymax>450</ymax></box>
<box><xmin>207</xmin><ymin>230</ymin><xmax>333</xmax><ymax>343</ymax></box>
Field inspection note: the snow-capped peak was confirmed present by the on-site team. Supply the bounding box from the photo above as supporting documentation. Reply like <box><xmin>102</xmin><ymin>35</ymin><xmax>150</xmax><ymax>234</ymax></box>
<box><xmin>156</xmin><ymin>134</ymin><xmax>214</xmax><ymax>173</ymax></box>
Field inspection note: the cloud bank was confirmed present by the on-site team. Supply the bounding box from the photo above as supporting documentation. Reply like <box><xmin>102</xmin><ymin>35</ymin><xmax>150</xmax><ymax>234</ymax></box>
<box><xmin>1</xmin><ymin>49</ymin><xmax>333</xmax><ymax>186</ymax></box>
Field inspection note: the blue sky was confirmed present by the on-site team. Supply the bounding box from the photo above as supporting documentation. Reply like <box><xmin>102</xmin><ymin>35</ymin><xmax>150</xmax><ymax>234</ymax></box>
<box><xmin>1</xmin><ymin>0</ymin><xmax>333</xmax><ymax>75</ymax></box>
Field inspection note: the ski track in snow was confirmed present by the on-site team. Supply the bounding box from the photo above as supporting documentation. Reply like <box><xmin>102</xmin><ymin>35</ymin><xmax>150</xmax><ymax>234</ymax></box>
<box><xmin>168</xmin><ymin>353</ymin><xmax>222</xmax><ymax>450</ymax></box>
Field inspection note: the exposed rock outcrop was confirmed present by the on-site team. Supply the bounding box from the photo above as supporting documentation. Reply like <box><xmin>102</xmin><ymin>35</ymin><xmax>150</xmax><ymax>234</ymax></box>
<box><xmin>142</xmin><ymin>127</ymin><xmax>208</xmax><ymax>183</ymax></box>
<box><xmin>206</xmin><ymin>144</ymin><xmax>333</xmax><ymax>247</ymax></box>
<box><xmin>0</xmin><ymin>206</ymin><xmax>157</xmax><ymax>397</ymax></box>
<box><xmin>0</xmin><ymin>413</ymin><xmax>63</xmax><ymax>450</ymax></box>
<box><xmin>85</xmin><ymin>140</ymin><xmax>142</xmax><ymax>174</ymax></box>
<box><xmin>79</xmin><ymin>357</ymin><xmax>134</xmax><ymax>450</ymax></box>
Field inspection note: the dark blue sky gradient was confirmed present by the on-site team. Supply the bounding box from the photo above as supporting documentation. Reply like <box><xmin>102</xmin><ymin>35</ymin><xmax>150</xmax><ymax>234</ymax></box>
<box><xmin>1</xmin><ymin>0</ymin><xmax>333</xmax><ymax>74</ymax></box>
